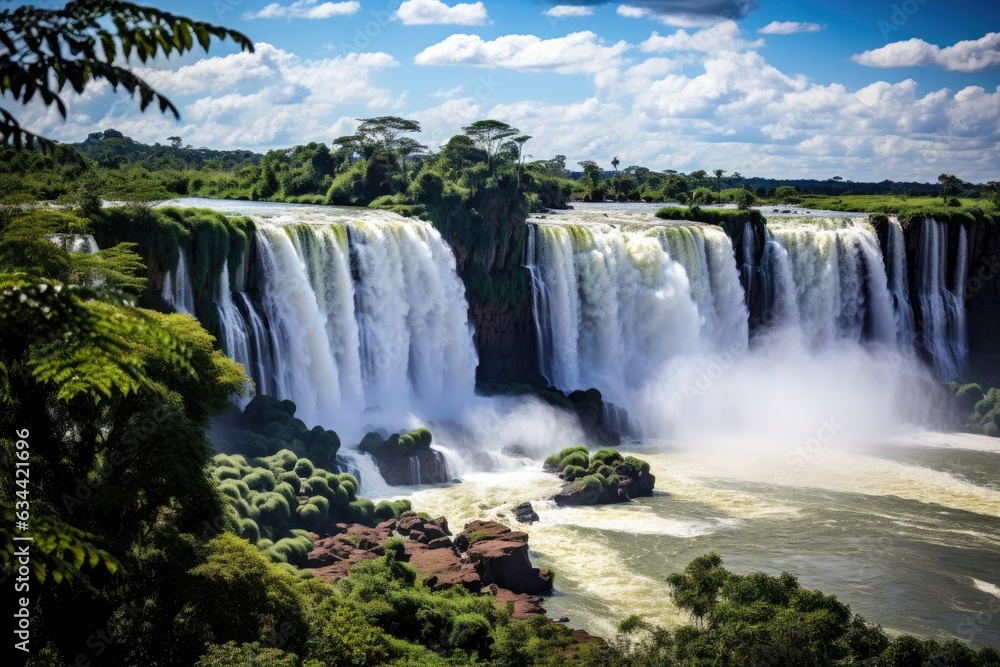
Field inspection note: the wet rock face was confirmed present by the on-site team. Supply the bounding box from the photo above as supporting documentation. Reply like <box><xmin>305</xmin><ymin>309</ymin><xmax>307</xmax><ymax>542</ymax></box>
<box><xmin>513</xmin><ymin>502</ymin><xmax>539</xmax><ymax>524</ymax></box>
<box><xmin>459</xmin><ymin>520</ymin><xmax>553</xmax><ymax>595</ymax></box>
<box><xmin>371</xmin><ymin>448</ymin><xmax>449</xmax><ymax>486</ymax></box>
<box><xmin>304</xmin><ymin>515</ymin><xmax>550</xmax><ymax>618</ymax></box>
<box><xmin>553</xmin><ymin>466</ymin><xmax>655</xmax><ymax>507</ymax></box>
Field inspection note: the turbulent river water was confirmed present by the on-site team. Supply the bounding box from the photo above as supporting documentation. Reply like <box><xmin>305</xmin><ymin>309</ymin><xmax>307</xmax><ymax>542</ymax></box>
<box><xmin>409</xmin><ymin>432</ymin><xmax>1000</xmax><ymax>645</ymax></box>
<box><xmin>162</xmin><ymin>199</ymin><xmax>999</xmax><ymax>648</ymax></box>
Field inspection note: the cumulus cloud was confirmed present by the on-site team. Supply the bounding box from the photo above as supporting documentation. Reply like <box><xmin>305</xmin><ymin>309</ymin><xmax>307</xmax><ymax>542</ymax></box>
<box><xmin>640</xmin><ymin>21</ymin><xmax>764</xmax><ymax>53</ymax></box>
<box><xmin>414</xmin><ymin>31</ymin><xmax>630</xmax><ymax>74</ymax></box>
<box><xmin>394</xmin><ymin>0</ymin><xmax>488</xmax><ymax>26</ymax></box>
<box><xmin>757</xmin><ymin>21</ymin><xmax>824</xmax><ymax>35</ymax></box>
<box><xmin>852</xmin><ymin>33</ymin><xmax>1000</xmax><ymax>73</ymax></box>
<box><xmin>243</xmin><ymin>0</ymin><xmax>360</xmax><ymax>20</ymax></box>
<box><xmin>612</xmin><ymin>0</ymin><xmax>759</xmax><ymax>27</ymax></box>
<box><xmin>18</xmin><ymin>43</ymin><xmax>399</xmax><ymax>148</ymax></box>
<box><xmin>544</xmin><ymin>5</ymin><xmax>595</xmax><ymax>17</ymax></box>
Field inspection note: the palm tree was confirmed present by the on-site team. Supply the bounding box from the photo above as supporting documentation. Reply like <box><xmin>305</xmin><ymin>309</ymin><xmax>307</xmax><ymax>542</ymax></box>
<box><xmin>611</xmin><ymin>156</ymin><xmax>620</xmax><ymax>174</ymax></box>
<box><xmin>713</xmin><ymin>169</ymin><xmax>727</xmax><ymax>192</ymax></box>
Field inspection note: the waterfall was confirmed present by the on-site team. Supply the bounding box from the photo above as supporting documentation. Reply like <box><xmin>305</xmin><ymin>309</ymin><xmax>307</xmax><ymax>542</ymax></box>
<box><xmin>215</xmin><ymin>259</ymin><xmax>254</xmax><ymax>405</ymax></box>
<box><xmin>349</xmin><ymin>218</ymin><xmax>478</xmax><ymax>416</ymax></box>
<box><xmin>528</xmin><ymin>221</ymin><xmax>740</xmax><ymax>401</ymax></box>
<box><xmin>767</xmin><ymin>220</ymin><xmax>896</xmax><ymax>346</ymax></box>
<box><xmin>256</xmin><ymin>226</ymin><xmax>348</xmax><ymax>427</ymax></box>
<box><xmin>162</xmin><ymin>251</ymin><xmax>196</xmax><ymax>316</ymax></box>
<box><xmin>914</xmin><ymin>219</ymin><xmax>968</xmax><ymax>380</ymax></box>
<box><xmin>886</xmin><ymin>218</ymin><xmax>917</xmax><ymax>348</ymax></box>
<box><xmin>235</xmin><ymin>292</ymin><xmax>275</xmax><ymax>398</ymax></box>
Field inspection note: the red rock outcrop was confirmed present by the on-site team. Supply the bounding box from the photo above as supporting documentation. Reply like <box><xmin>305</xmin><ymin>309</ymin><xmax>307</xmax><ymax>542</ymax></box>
<box><xmin>303</xmin><ymin>515</ymin><xmax>550</xmax><ymax>619</ymax></box>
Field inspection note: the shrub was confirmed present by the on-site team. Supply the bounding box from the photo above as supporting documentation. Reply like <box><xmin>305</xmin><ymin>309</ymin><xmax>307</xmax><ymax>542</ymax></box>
<box><xmin>293</xmin><ymin>457</ymin><xmax>314</xmax><ymax>478</ymax></box>
<box><xmin>214</xmin><ymin>466</ymin><xmax>242</xmax><ymax>481</ymax></box>
<box><xmin>240</xmin><ymin>518</ymin><xmax>260</xmax><ymax>543</ymax></box>
<box><xmin>309</xmin><ymin>495</ymin><xmax>330</xmax><ymax>516</ymax></box>
<box><xmin>243</xmin><ymin>469</ymin><xmax>276</xmax><ymax>492</ymax></box>
<box><xmin>306</xmin><ymin>476</ymin><xmax>331</xmax><ymax>499</ymax></box>
<box><xmin>295</xmin><ymin>503</ymin><xmax>321</xmax><ymax>530</ymax></box>
<box><xmin>578</xmin><ymin>475</ymin><xmax>606</xmax><ymax>493</ymax></box>
<box><xmin>561</xmin><ymin>465</ymin><xmax>586</xmax><ymax>481</ymax></box>
<box><xmin>277</xmin><ymin>471</ymin><xmax>301</xmax><ymax>495</ymax></box>
<box><xmin>448</xmin><ymin>613</ymin><xmax>491</xmax><ymax>655</ymax></box>
<box><xmin>591</xmin><ymin>448</ymin><xmax>623</xmax><ymax>467</ymax></box>
<box><xmin>624</xmin><ymin>455</ymin><xmax>651</xmax><ymax>474</ymax></box>
<box><xmin>347</xmin><ymin>498</ymin><xmax>375</xmax><ymax>524</ymax></box>
<box><xmin>273</xmin><ymin>482</ymin><xmax>297</xmax><ymax>508</ymax></box>
<box><xmin>559</xmin><ymin>451</ymin><xmax>589</xmax><ymax>471</ymax></box>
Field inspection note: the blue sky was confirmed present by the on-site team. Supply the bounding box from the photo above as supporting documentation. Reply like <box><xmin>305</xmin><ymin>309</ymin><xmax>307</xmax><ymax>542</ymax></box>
<box><xmin>14</xmin><ymin>0</ymin><xmax>1000</xmax><ymax>180</ymax></box>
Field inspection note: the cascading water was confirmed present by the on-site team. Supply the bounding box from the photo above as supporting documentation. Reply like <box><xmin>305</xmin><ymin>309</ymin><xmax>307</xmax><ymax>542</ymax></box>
<box><xmin>215</xmin><ymin>259</ymin><xmax>254</xmax><ymax>406</ymax></box>
<box><xmin>527</xmin><ymin>213</ymin><xmax>757</xmax><ymax>404</ymax></box>
<box><xmin>767</xmin><ymin>219</ymin><xmax>897</xmax><ymax>346</ymax></box>
<box><xmin>150</xmin><ymin>202</ymin><xmax>479</xmax><ymax>494</ymax></box>
<box><xmin>914</xmin><ymin>218</ymin><xmax>968</xmax><ymax>380</ymax></box>
<box><xmin>162</xmin><ymin>251</ymin><xmax>196</xmax><ymax>316</ymax></box>
<box><xmin>234</xmin><ymin>291</ymin><xmax>275</xmax><ymax>397</ymax></box>
<box><xmin>886</xmin><ymin>218</ymin><xmax>917</xmax><ymax>349</ymax></box>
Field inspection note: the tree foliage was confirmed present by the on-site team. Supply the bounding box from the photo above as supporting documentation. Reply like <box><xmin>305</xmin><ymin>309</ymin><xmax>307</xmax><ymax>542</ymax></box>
<box><xmin>0</xmin><ymin>1</ymin><xmax>253</xmax><ymax>149</ymax></box>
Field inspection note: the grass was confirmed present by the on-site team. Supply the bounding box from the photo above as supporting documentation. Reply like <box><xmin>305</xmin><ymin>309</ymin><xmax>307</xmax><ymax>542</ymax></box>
<box><xmin>791</xmin><ymin>193</ymin><xmax>998</xmax><ymax>221</ymax></box>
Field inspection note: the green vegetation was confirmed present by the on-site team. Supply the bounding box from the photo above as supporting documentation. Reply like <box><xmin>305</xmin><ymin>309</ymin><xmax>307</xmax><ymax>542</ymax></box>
<box><xmin>949</xmin><ymin>382</ymin><xmax>1000</xmax><ymax>436</ymax></box>
<box><xmin>214</xmin><ymin>394</ymin><xmax>341</xmax><ymax>468</ymax></box>
<box><xmin>209</xmin><ymin>448</ymin><xmax>407</xmax><ymax>563</ymax></box>
<box><xmin>359</xmin><ymin>427</ymin><xmax>434</xmax><ymax>458</ymax></box>
<box><xmin>0</xmin><ymin>3</ymin><xmax>251</xmax><ymax>149</ymax></box>
<box><xmin>602</xmin><ymin>552</ymin><xmax>1000</xmax><ymax>667</ymax></box>
<box><xmin>543</xmin><ymin>446</ymin><xmax>650</xmax><ymax>492</ymax></box>
<box><xmin>786</xmin><ymin>193</ymin><xmax>998</xmax><ymax>222</ymax></box>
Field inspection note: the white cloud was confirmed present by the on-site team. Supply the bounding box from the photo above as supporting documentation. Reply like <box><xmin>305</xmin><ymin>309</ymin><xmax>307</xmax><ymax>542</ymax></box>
<box><xmin>431</xmin><ymin>85</ymin><xmax>464</xmax><ymax>99</ymax></box>
<box><xmin>544</xmin><ymin>5</ymin><xmax>595</xmax><ymax>18</ymax></box>
<box><xmin>243</xmin><ymin>0</ymin><xmax>360</xmax><ymax>20</ymax></box>
<box><xmin>852</xmin><ymin>33</ymin><xmax>1000</xmax><ymax>73</ymax></box>
<box><xmin>640</xmin><ymin>21</ymin><xmax>764</xmax><ymax>53</ymax></box>
<box><xmin>394</xmin><ymin>0</ymin><xmax>488</xmax><ymax>26</ymax></box>
<box><xmin>617</xmin><ymin>5</ymin><xmax>648</xmax><ymax>19</ymax></box>
<box><xmin>757</xmin><ymin>21</ymin><xmax>824</xmax><ymax>35</ymax></box>
<box><xmin>414</xmin><ymin>31</ymin><xmax>631</xmax><ymax>74</ymax></box>
<box><xmin>19</xmin><ymin>43</ymin><xmax>400</xmax><ymax>148</ymax></box>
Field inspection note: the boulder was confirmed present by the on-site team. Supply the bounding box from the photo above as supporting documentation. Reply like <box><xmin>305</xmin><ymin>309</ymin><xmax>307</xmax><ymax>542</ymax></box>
<box><xmin>513</xmin><ymin>501</ymin><xmax>540</xmax><ymax>524</ymax></box>
<box><xmin>460</xmin><ymin>521</ymin><xmax>553</xmax><ymax>595</ymax></box>
<box><xmin>371</xmin><ymin>447</ymin><xmax>450</xmax><ymax>485</ymax></box>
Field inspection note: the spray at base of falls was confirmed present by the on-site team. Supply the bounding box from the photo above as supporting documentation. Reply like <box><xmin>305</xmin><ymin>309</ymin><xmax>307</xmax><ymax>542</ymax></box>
<box><xmin>528</xmin><ymin>212</ymin><xmax>959</xmax><ymax>442</ymax></box>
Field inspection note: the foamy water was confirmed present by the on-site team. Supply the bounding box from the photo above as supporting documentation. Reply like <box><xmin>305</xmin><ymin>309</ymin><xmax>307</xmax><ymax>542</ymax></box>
<box><xmin>410</xmin><ymin>434</ymin><xmax>1000</xmax><ymax>645</ymax></box>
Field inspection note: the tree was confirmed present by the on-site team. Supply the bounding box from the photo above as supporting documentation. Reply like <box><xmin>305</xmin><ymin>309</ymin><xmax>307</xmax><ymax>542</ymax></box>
<box><xmin>984</xmin><ymin>181</ymin><xmax>1000</xmax><ymax>209</ymax></box>
<box><xmin>168</xmin><ymin>136</ymin><xmax>183</xmax><ymax>149</ymax></box>
<box><xmin>938</xmin><ymin>174</ymin><xmax>961</xmax><ymax>200</ymax></box>
<box><xmin>713</xmin><ymin>169</ymin><xmax>726</xmax><ymax>192</ymax></box>
<box><xmin>461</xmin><ymin>119</ymin><xmax>520</xmax><ymax>168</ymax></box>
<box><xmin>0</xmin><ymin>2</ymin><xmax>253</xmax><ymax>150</ymax></box>
<box><xmin>733</xmin><ymin>188</ymin><xmax>756</xmax><ymax>210</ymax></box>
<box><xmin>611</xmin><ymin>156</ymin><xmax>620</xmax><ymax>173</ymax></box>
<box><xmin>774</xmin><ymin>185</ymin><xmax>800</xmax><ymax>203</ymax></box>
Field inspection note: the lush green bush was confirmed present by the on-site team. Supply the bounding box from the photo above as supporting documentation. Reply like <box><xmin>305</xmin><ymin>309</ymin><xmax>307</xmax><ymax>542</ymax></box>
<box><xmin>359</xmin><ymin>427</ymin><xmax>434</xmax><ymax>458</ymax></box>
<box><xmin>543</xmin><ymin>447</ymin><xmax>652</xmax><ymax>490</ymax></box>
<box><xmin>949</xmin><ymin>382</ymin><xmax>1000</xmax><ymax>435</ymax></box>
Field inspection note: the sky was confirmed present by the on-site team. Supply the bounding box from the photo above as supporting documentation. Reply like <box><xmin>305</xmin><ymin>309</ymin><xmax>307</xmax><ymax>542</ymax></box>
<box><xmin>12</xmin><ymin>0</ymin><xmax>1000</xmax><ymax>181</ymax></box>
